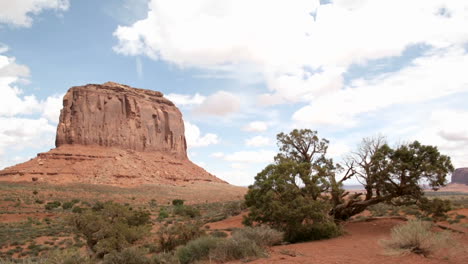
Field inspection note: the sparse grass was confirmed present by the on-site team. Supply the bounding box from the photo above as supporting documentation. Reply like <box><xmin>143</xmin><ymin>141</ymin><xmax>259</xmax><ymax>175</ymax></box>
<box><xmin>231</xmin><ymin>226</ymin><xmax>283</xmax><ymax>247</ymax></box>
<box><xmin>380</xmin><ymin>220</ymin><xmax>452</xmax><ymax>257</ymax></box>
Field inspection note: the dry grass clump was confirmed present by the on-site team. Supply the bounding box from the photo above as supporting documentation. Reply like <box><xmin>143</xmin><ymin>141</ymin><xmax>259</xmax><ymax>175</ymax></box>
<box><xmin>380</xmin><ymin>220</ymin><xmax>452</xmax><ymax>257</ymax></box>
<box><xmin>231</xmin><ymin>225</ymin><xmax>284</xmax><ymax>247</ymax></box>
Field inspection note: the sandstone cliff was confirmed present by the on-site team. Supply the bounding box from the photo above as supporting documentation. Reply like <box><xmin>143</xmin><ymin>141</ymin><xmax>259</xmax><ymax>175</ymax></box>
<box><xmin>56</xmin><ymin>82</ymin><xmax>187</xmax><ymax>159</ymax></box>
<box><xmin>451</xmin><ymin>168</ymin><xmax>468</xmax><ymax>185</ymax></box>
<box><xmin>0</xmin><ymin>82</ymin><xmax>225</xmax><ymax>186</ymax></box>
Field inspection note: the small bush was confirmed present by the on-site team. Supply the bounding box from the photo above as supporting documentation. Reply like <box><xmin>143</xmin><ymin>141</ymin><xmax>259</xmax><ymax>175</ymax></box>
<box><xmin>419</xmin><ymin>198</ymin><xmax>451</xmax><ymax>219</ymax></box>
<box><xmin>380</xmin><ymin>220</ymin><xmax>452</xmax><ymax>256</ymax></box>
<box><xmin>173</xmin><ymin>205</ymin><xmax>200</xmax><ymax>218</ymax></box>
<box><xmin>156</xmin><ymin>222</ymin><xmax>205</xmax><ymax>252</ymax></box>
<box><xmin>45</xmin><ymin>201</ymin><xmax>61</xmax><ymax>210</ymax></box>
<box><xmin>176</xmin><ymin>236</ymin><xmax>221</xmax><ymax>264</ymax></box>
<box><xmin>151</xmin><ymin>252</ymin><xmax>178</xmax><ymax>264</ymax></box>
<box><xmin>72</xmin><ymin>206</ymin><xmax>83</xmax><ymax>213</ymax></box>
<box><xmin>210</xmin><ymin>231</ymin><xmax>228</xmax><ymax>238</ymax></box>
<box><xmin>70</xmin><ymin>201</ymin><xmax>151</xmax><ymax>258</ymax></box>
<box><xmin>158</xmin><ymin>208</ymin><xmax>169</xmax><ymax>220</ymax></box>
<box><xmin>62</xmin><ymin>201</ymin><xmax>74</xmax><ymax>210</ymax></box>
<box><xmin>103</xmin><ymin>248</ymin><xmax>149</xmax><ymax>264</ymax></box>
<box><xmin>45</xmin><ymin>248</ymin><xmax>91</xmax><ymax>264</ymax></box>
<box><xmin>209</xmin><ymin>237</ymin><xmax>266</xmax><ymax>262</ymax></box>
<box><xmin>35</xmin><ymin>199</ymin><xmax>44</xmax><ymax>204</ymax></box>
<box><xmin>232</xmin><ymin>226</ymin><xmax>283</xmax><ymax>247</ymax></box>
<box><xmin>172</xmin><ymin>199</ymin><xmax>184</xmax><ymax>206</ymax></box>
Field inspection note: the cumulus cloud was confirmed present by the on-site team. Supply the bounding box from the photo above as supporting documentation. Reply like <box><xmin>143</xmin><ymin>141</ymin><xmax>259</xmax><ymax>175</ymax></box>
<box><xmin>293</xmin><ymin>47</ymin><xmax>468</xmax><ymax>127</ymax></box>
<box><xmin>194</xmin><ymin>90</ymin><xmax>240</xmax><ymax>116</ymax></box>
<box><xmin>413</xmin><ymin>109</ymin><xmax>468</xmax><ymax>168</ymax></box>
<box><xmin>184</xmin><ymin>121</ymin><xmax>219</xmax><ymax>147</ymax></box>
<box><xmin>166</xmin><ymin>93</ymin><xmax>206</xmax><ymax>106</ymax></box>
<box><xmin>245</xmin><ymin>136</ymin><xmax>271</xmax><ymax>147</ymax></box>
<box><xmin>0</xmin><ymin>0</ymin><xmax>70</xmax><ymax>27</ymax></box>
<box><xmin>0</xmin><ymin>53</ymin><xmax>65</xmax><ymax>165</ymax></box>
<box><xmin>113</xmin><ymin>0</ymin><xmax>468</xmax><ymax>103</ymax></box>
<box><xmin>242</xmin><ymin>121</ymin><xmax>269</xmax><ymax>132</ymax></box>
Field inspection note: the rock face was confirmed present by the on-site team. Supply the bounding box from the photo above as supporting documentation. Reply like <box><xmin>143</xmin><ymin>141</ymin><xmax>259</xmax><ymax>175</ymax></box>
<box><xmin>0</xmin><ymin>82</ymin><xmax>225</xmax><ymax>186</ymax></box>
<box><xmin>452</xmin><ymin>168</ymin><xmax>468</xmax><ymax>185</ymax></box>
<box><xmin>56</xmin><ymin>82</ymin><xmax>187</xmax><ymax>160</ymax></box>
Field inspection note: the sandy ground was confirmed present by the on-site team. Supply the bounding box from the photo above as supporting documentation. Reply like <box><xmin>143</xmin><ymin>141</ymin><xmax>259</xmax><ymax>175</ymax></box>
<box><xmin>208</xmin><ymin>215</ymin><xmax>468</xmax><ymax>264</ymax></box>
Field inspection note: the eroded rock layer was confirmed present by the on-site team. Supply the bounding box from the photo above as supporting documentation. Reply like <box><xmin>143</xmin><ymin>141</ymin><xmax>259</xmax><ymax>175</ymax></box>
<box><xmin>56</xmin><ymin>82</ymin><xmax>187</xmax><ymax>160</ymax></box>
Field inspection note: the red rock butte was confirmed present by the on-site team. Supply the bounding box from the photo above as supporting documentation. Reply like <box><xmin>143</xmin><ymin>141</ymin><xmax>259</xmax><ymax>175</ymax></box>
<box><xmin>0</xmin><ymin>82</ymin><xmax>226</xmax><ymax>186</ymax></box>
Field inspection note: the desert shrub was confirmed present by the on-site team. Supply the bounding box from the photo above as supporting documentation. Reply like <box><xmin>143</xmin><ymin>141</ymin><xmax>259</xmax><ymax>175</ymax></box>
<box><xmin>176</xmin><ymin>236</ymin><xmax>221</xmax><ymax>264</ymax></box>
<box><xmin>209</xmin><ymin>237</ymin><xmax>266</xmax><ymax>262</ymax></box>
<box><xmin>156</xmin><ymin>222</ymin><xmax>205</xmax><ymax>252</ymax></box>
<box><xmin>368</xmin><ymin>203</ymin><xmax>393</xmax><ymax>217</ymax></box>
<box><xmin>44</xmin><ymin>248</ymin><xmax>92</xmax><ymax>264</ymax></box>
<box><xmin>158</xmin><ymin>208</ymin><xmax>169</xmax><ymax>220</ymax></box>
<box><xmin>380</xmin><ymin>220</ymin><xmax>452</xmax><ymax>256</ymax></box>
<box><xmin>149</xmin><ymin>199</ymin><xmax>158</xmax><ymax>208</ymax></box>
<box><xmin>232</xmin><ymin>226</ymin><xmax>283</xmax><ymax>247</ymax></box>
<box><xmin>70</xmin><ymin>201</ymin><xmax>151</xmax><ymax>258</ymax></box>
<box><xmin>150</xmin><ymin>252</ymin><xmax>178</xmax><ymax>264</ymax></box>
<box><xmin>172</xmin><ymin>199</ymin><xmax>184</xmax><ymax>206</ymax></box>
<box><xmin>455</xmin><ymin>214</ymin><xmax>466</xmax><ymax>219</ymax></box>
<box><xmin>173</xmin><ymin>205</ymin><xmax>200</xmax><ymax>218</ymax></box>
<box><xmin>45</xmin><ymin>201</ymin><xmax>61</xmax><ymax>210</ymax></box>
<box><xmin>62</xmin><ymin>201</ymin><xmax>74</xmax><ymax>210</ymax></box>
<box><xmin>210</xmin><ymin>231</ymin><xmax>228</xmax><ymax>238</ymax></box>
<box><xmin>103</xmin><ymin>248</ymin><xmax>149</xmax><ymax>264</ymax></box>
<box><xmin>35</xmin><ymin>199</ymin><xmax>44</xmax><ymax>204</ymax></box>
<box><xmin>223</xmin><ymin>201</ymin><xmax>245</xmax><ymax>216</ymax></box>
<box><xmin>418</xmin><ymin>198</ymin><xmax>451</xmax><ymax>219</ymax></box>
<box><xmin>32</xmin><ymin>190</ymin><xmax>38</xmax><ymax>195</ymax></box>
<box><xmin>72</xmin><ymin>206</ymin><xmax>83</xmax><ymax>213</ymax></box>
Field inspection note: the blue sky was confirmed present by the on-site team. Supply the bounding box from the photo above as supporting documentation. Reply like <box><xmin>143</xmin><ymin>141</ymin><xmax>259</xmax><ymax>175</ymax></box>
<box><xmin>1</xmin><ymin>0</ymin><xmax>467</xmax><ymax>186</ymax></box>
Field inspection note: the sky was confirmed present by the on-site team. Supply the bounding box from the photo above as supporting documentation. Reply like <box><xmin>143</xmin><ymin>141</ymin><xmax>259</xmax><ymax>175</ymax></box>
<box><xmin>0</xmin><ymin>0</ymin><xmax>467</xmax><ymax>186</ymax></box>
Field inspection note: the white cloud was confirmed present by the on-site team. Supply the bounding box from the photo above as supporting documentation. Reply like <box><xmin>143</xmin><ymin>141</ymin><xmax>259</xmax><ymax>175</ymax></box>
<box><xmin>41</xmin><ymin>94</ymin><xmax>63</xmax><ymax>123</ymax></box>
<box><xmin>413</xmin><ymin>109</ymin><xmax>468</xmax><ymax>169</ymax></box>
<box><xmin>194</xmin><ymin>90</ymin><xmax>240</xmax><ymax>116</ymax></box>
<box><xmin>243</xmin><ymin>121</ymin><xmax>268</xmax><ymax>132</ymax></box>
<box><xmin>0</xmin><ymin>0</ymin><xmax>70</xmax><ymax>27</ymax></box>
<box><xmin>210</xmin><ymin>152</ymin><xmax>224</xmax><ymax>158</ymax></box>
<box><xmin>184</xmin><ymin>121</ymin><xmax>219</xmax><ymax>147</ymax></box>
<box><xmin>224</xmin><ymin>150</ymin><xmax>276</xmax><ymax>164</ymax></box>
<box><xmin>0</xmin><ymin>52</ymin><xmax>64</xmax><ymax>165</ymax></box>
<box><xmin>230</xmin><ymin>163</ymin><xmax>248</xmax><ymax>169</ymax></box>
<box><xmin>113</xmin><ymin>0</ymin><xmax>468</xmax><ymax>104</ymax></box>
<box><xmin>245</xmin><ymin>135</ymin><xmax>271</xmax><ymax>147</ymax></box>
<box><xmin>293</xmin><ymin>47</ymin><xmax>468</xmax><ymax>127</ymax></box>
<box><xmin>166</xmin><ymin>93</ymin><xmax>206</xmax><ymax>106</ymax></box>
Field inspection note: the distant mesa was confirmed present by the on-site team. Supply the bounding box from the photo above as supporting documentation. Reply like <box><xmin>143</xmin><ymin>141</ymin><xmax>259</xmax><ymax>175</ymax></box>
<box><xmin>0</xmin><ymin>82</ymin><xmax>226</xmax><ymax>186</ymax></box>
<box><xmin>451</xmin><ymin>168</ymin><xmax>468</xmax><ymax>185</ymax></box>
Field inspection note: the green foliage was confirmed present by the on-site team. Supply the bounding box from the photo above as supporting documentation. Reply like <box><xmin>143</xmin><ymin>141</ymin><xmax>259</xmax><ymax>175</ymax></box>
<box><xmin>173</xmin><ymin>205</ymin><xmax>200</xmax><ymax>218</ymax></box>
<box><xmin>209</xmin><ymin>236</ymin><xmax>266</xmax><ymax>262</ymax></box>
<box><xmin>380</xmin><ymin>220</ymin><xmax>452</xmax><ymax>256</ymax></box>
<box><xmin>245</xmin><ymin>128</ymin><xmax>454</xmax><ymax>240</ymax></box>
<box><xmin>62</xmin><ymin>201</ymin><xmax>75</xmax><ymax>210</ymax></box>
<box><xmin>69</xmin><ymin>201</ymin><xmax>151</xmax><ymax>258</ymax></box>
<box><xmin>103</xmin><ymin>248</ymin><xmax>150</xmax><ymax>264</ymax></box>
<box><xmin>244</xmin><ymin>157</ymin><xmax>341</xmax><ymax>242</ymax></box>
<box><xmin>172</xmin><ymin>199</ymin><xmax>184</xmax><ymax>206</ymax></box>
<box><xmin>45</xmin><ymin>201</ymin><xmax>61</xmax><ymax>210</ymax></box>
<box><xmin>176</xmin><ymin>236</ymin><xmax>221</xmax><ymax>264</ymax></box>
<box><xmin>418</xmin><ymin>198</ymin><xmax>451</xmax><ymax>219</ymax></box>
<box><xmin>158</xmin><ymin>208</ymin><xmax>169</xmax><ymax>220</ymax></box>
<box><xmin>156</xmin><ymin>222</ymin><xmax>205</xmax><ymax>252</ymax></box>
<box><xmin>231</xmin><ymin>226</ymin><xmax>283</xmax><ymax>247</ymax></box>
<box><xmin>210</xmin><ymin>231</ymin><xmax>228</xmax><ymax>238</ymax></box>
<box><xmin>150</xmin><ymin>252</ymin><xmax>178</xmax><ymax>264</ymax></box>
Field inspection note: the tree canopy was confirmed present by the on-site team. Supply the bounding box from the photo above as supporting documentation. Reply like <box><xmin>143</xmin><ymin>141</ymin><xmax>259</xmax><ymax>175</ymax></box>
<box><xmin>244</xmin><ymin>129</ymin><xmax>454</xmax><ymax>241</ymax></box>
